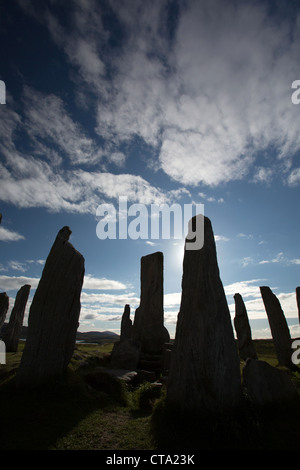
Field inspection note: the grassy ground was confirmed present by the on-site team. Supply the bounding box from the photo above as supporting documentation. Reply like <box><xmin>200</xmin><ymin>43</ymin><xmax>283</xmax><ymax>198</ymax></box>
<box><xmin>0</xmin><ymin>339</ymin><xmax>299</xmax><ymax>450</ymax></box>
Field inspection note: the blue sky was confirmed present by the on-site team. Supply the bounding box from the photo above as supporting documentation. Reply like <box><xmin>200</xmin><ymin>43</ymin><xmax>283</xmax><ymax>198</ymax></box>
<box><xmin>0</xmin><ymin>0</ymin><xmax>300</xmax><ymax>339</ymax></box>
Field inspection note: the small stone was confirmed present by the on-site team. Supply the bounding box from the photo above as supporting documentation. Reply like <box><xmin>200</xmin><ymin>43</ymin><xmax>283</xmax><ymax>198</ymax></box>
<box><xmin>260</xmin><ymin>286</ymin><xmax>295</xmax><ymax>370</ymax></box>
<box><xmin>243</xmin><ymin>358</ymin><xmax>299</xmax><ymax>407</ymax></box>
<box><xmin>2</xmin><ymin>284</ymin><xmax>30</xmax><ymax>352</ymax></box>
<box><xmin>234</xmin><ymin>293</ymin><xmax>257</xmax><ymax>360</ymax></box>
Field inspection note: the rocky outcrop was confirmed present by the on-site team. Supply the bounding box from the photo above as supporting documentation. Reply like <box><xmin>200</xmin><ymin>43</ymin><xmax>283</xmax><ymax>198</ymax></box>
<box><xmin>0</xmin><ymin>293</ymin><xmax>9</xmax><ymax>333</ymax></box>
<box><xmin>167</xmin><ymin>215</ymin><xmax>242</xmax><ymax>416</ymax></box>
<box><xmin>133</xmin><ymin>252</ymin><xmax>169</xmax><ymax>355</ymax></box>
<box><xmin>234</xmin><ymin>293</ymin><xmax>257</xmax><ymax>360</ymax></box>
<box><xmin>2</xmin><ymin>284</ymin><xmax>30</xmax><ymax>352</ymax></box>
<box><xmin>243</xmin><ymin>359</ymin><xmax>299</xmax><ymax>407</ymax></box>
<box><xmin>260</xmin><ymin>286</ymin><xmax>296</xmax><ymax>370</ymax></box>
<box><xmin>16</xmin><ymin>227</ymin><xmax>85</xmax><ymax>388</ymax></box>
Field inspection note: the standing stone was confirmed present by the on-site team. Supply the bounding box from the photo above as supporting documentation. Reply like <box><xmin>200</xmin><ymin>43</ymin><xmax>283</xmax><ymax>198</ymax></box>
<box><xmin>234</xmin><ymin>293</ymin><xmax>257</xmax><ymax>360</ymax></box>
<box><xmin>110</xmin><ymin>304</ymin><xmax>139</xmax><ymax>370</ymax></box>
<box><xmin>260</xmin><ymin>286</ymin><xmax>295</xmax><ymax>370</ymax></box>
<box><xmin>0</xmin><ymin>293</ymin><xmax>9</xmax><ymax>333</ymax></box>
<box><xmin>2</xmin><ymin>284</ymin><xmax>30</xmax><ymax>352</ymax></box>
<box><xmin>133</xmin><ymin>252</ymin><xmax>169</xmax><ymax>355</ymax></box>
<box><xmin>296</xmin><ymin>287</ymin><xmax>300</xmax><ymax>325</ymax></box>
<box><xmin>243</xmin><ymin>359</ymin><xmax>299</xmax><ymax>407</ymax></box>
<box><xmin>120</xmin><ymin>304</ymin><xmax>133</xmax><ymax>341</ymax></box>
<box><xmin>16</xmin><ymin>226</ymin><xmax>85</xmax><ymax>388</ymax></box>
<box><xmin>167</xmin><ymin>215</ymin><xmax>242</xmax><ymax>415</ymax></box>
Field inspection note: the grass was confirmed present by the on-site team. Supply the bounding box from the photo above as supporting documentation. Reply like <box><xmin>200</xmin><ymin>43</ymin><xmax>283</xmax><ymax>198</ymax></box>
<box><xmin>0</xmin><ymin>339</ymin><xmax>299</xmax><ymax>450</ymax></box>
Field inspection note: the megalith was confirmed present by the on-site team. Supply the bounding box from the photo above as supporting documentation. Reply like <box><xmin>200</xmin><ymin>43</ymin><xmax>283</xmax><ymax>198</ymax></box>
<box><xmin>2</xmin><ymin>284</ymin><xmax>31</xmax><ymax>352</ymax></box>
<box><xmin>110</xmin><ymin>304</ymin><xmax>139</xmax><ymax>370</ymax></box>
<box><xmin>167</xmin><ymin>215</ymin><xmax>242</xmax><ymax>415</ymax></box>
<box><xmin>16</xmin><ymin>226</ymin><xmax>85</xmax><ymax>388</ymax></box>
<box><xmin>133</xmin><ymin>252</ymin><xmax>169</xmax><ymax>355</ymax></box>
<box><xmin>234</xmin><ymin>293</ymin><xmax>257</xmax><ymax>360</ymax></box>
<box><xmin>0</xmin><ymin>292</ymin><xmax>9</xmax><ymax>333</ymax></box>
<box><xmin>120</xmin><ymin>304</ymin><xmax>133</xmax><ymax>341</ymax></box>
<box><xmin>260</xmin><ymin>286</ymin><xmax>295</xmax><ymax>370</ymax></box>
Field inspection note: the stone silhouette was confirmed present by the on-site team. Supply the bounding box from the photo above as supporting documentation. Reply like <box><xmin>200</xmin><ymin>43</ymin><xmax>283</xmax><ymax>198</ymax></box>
<box><xmin>110</xmin><ymin>304</ymin><xmax>139</xmax><ymax>370</ymax></box>
<box><xmin>260</xmin><ymin>286</ymin><xmax>295</xmax><ymax>370</ymax></box>
<box><xmin>243</xmin><ymin>359</ymin><xmax>298</xmax><ymax>407</ymax></box>
<box><xmin>167</xmin><ymin>215</ymin><xmax>242</xmax><ymax>415</ymax></box>
<box><xmin>120</xmin><ymin>304</ymin><xmax>133</xmax><ymax>341</ymax></box>
<box><xmin>16</xmin><ymin>227</ymin><xmax>85</xmax><ymax>388</ymax></box>
<box><xmin>2</xmin><ymin>284</ymin><xmax>30</xmax><ymax>352</ymax></box>
<box><xmin>296</xmin><ymin>287</ymin><xmax>300</xmax><ymax>325</ymax></box>
<box><xmin>0</xmin><ymin>292</ymin><xmax>9</xmax><ymax>333</ymax></box>
<box><xmin>133</xmin><ymin>251</ymin><xmax>169</xmax><ymax>355</ymax></box>
<box><xmin>234</xmin><ymin>293</ymin><xmax>257</xmax><ymax>360</ymax></box>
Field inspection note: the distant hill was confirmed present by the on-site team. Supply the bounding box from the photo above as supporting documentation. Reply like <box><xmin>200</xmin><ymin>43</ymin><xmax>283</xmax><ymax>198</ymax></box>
<box><xmin>0</xmin><ymin>324</ymin><xmax>119</xmax><ymax>344</ymax></box>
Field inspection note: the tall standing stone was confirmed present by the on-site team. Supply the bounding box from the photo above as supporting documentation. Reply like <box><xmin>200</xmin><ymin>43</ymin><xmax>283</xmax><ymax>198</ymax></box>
<box><xmin>234</xmin><ymin>293</ymin><xmax>257</xmax><ymax>360</ymax></box>
<box><xmin>16</xmin><ymin>227</ymin><xmax>85</xmax><ymax>388</ymax></box>
<box><xmin>2</xmin><ymin>284</ymin><xmax>30</xmax><ymax>352</ymax></box>
<box><xmin>133</xmin><ymin>252</ymin><xmax>169</xmax><ymax>354</ymax></box>
<box><xmin>167</xmin><ymin>215</ymin><xmax>241</xmax><ymax>415</ymax></box>
<box><xmin>260</xmin><ymin>286</ymin><xmax>295</xmax><ymax>370</ymax></box>
<box><xmin>296</xmin><ymin>287</ymin><xmax>300</xmax><ymax>325</ymax></box>
<box><xmin>120</xmin><ymin>304</ymin><xmax>133</xmax><ymax>341</ymax></box>
<box><xmin>0</xmin><ymin>292</ymin><xmax>9</xmax><ymax>333</ymax></box>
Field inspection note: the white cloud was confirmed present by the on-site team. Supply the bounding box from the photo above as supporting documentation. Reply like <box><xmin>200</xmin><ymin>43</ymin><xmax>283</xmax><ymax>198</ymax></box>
<box><xmin>83</xmin><ymin>275</ymin><xmax>127</xmax><ymax>291</ymax></box>
<box><xmin>225</xmin><ymin>279</ymin><xmax>265</xmax><ymax>299</ymax></box>
<box><xmin>215</xmin><ymin>235</ymin><xmax>229</xmax><ymax>242</ymax></box>
<box><xmin>0</xmin><ymin>227</ymin><xmax>25</xmax><ymax>242</ymax></box>
<box><xmin>80</xmin><ymin>291</ymin><xmax>139</xmax><ymax>307</ymax></box>
<box><xmin>252</xmin><ymin>167</ymin><xmax>274</xmax><ymax>184</ymax></box>
<box><xmin>8</xmin><ymin>261</ymin><xmax>27</xmax><ymax>273</ymax></box>
<box><xmin>287</xmin><ymin>167</ymin><xmax>300</xmax><ymax>186</ymax></box>
<box><xmin>4</xmin><ymin>0</ymin><xmax>300</xmax><ymax>215</ymax></box>
<box><xmin>0</xmin><ymin>275</ymin><xmax>39</xmax><ymax>291</ymax></box>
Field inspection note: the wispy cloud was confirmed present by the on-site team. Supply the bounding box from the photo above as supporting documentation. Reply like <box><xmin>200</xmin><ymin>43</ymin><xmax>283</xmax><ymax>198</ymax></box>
<box><xmin>225</xmin><ymin>279</ymin><xmax>265</xmax><ymax>299</ymax></box>
<box><xmin>16</xmin><ymin>0</ymin><xmax>300</xmax><ymax>191</ymax></box>
<box><xmin>0</xmin><ymin>227</ymin><xmax>25</xmax><ymax>242</ymax></box>
<box><xmin>83</xmin><ymin>275</ymin><xmax>127</xmax><ymax>291</ymax></box>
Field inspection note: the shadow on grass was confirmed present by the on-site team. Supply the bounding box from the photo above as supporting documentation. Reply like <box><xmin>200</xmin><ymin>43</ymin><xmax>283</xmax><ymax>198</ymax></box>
<box><xmin>150</xmin><ymin>393</ymin><xmax>300</xmax><ymax>450</ymax></box>
<box><xmin>0</xmin><ymin>365</ymin><xmax>130</xmax><ymax>450</ymax></box>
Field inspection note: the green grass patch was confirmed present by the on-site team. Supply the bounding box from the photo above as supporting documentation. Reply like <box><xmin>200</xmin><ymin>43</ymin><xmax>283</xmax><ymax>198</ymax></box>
<box><xmin>0</xmin><ymin>339</ymin><xmax>299</xmax><ymax>450</ymax></box>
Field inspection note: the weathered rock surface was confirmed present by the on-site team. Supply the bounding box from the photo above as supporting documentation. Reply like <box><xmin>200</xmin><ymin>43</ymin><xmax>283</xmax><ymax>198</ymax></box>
<box><xmin>133</xmin><ymin>251</ymin><xmax>169</xmax><ymax>355</ymax></box>
<box><xmin>260</xmin><ymin>286</ymin><xmax>295</xmax><ymax>370</ymax></box>
<box><xmin>16</xmin><ymin>226</ymin><xmax>85</xmax><ymax>388</ymax></box>
<box><xmin>167</xmin><ymin>215</ymin><xmax>242</xmax><ymax>415</ymax></box>
<box><xmin>0</xmin><ymin>292</ymin><xmax>9</xmax><ymax>332</ymax></box>
<box><xmin>234</xmin><ymin>293</ymin><xmax>257</xmax><ymax>360</ymax></box>
<box><xmin>243</xmin><ymin>359</ymin><xmax>299</xmax><ymax>407</ymax></box>
<box><xmin>2</xmin><ymin>284</ymin><xmax>30</xmax><ymax>352</ymax></box>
